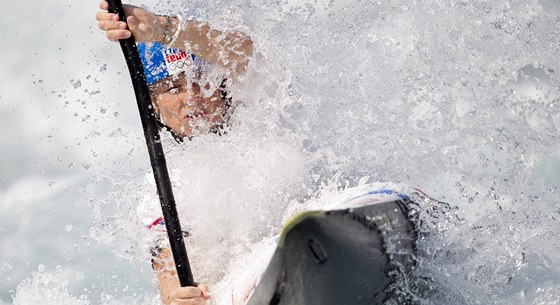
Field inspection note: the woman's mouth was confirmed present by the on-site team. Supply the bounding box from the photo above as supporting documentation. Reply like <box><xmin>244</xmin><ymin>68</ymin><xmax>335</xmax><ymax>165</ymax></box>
<box><xmin>184</xmin><ymin>109</ymin><xmax>206</xmax><ymax>120</ymax></box>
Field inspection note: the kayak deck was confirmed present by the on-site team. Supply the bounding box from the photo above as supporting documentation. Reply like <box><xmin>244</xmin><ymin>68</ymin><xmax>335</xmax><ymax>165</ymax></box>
<box><xmin>245</xmin><ymin>192</ymin><xmax>417</xmax><ymax>305</ymax></box>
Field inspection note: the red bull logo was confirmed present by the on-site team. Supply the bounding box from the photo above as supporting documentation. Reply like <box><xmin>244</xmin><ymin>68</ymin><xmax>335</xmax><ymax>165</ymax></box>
<box><xmin>162</xmin><ymin>49</ymin><xmax>193</xmax><ymax>74</ymax></box>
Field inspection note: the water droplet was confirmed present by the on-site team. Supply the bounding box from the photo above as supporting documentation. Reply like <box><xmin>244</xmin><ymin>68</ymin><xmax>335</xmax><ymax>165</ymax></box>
<box><xmin>72</xmin><ymin>79</ymin><xmax>82</xmax><ymax>89</ymax></box>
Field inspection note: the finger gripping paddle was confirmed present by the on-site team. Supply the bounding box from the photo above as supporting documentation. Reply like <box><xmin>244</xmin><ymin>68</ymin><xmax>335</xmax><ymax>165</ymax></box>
<box><xmin>107</xmin><ymin>0</ymin><xmax>195</xmax><ymax>287</ymax></box>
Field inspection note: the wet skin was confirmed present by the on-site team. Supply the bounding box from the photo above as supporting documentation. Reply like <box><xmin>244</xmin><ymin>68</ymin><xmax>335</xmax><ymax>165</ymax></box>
<box><xmin>150</xmin><ymin>72</ymin><xmax>227</xmax><ymax>139</ymax></box>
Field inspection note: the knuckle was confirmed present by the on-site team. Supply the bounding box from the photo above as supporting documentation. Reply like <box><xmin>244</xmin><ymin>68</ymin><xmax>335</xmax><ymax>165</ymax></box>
<box><xmin>106</xmin><ymin>31</ymin><xmax>116</xmax><ymax>41</ymax></box>
<box><xmin>97</xmin><ymin>12</ymin><xmax>109</xmax><ymax>20</ymax></box>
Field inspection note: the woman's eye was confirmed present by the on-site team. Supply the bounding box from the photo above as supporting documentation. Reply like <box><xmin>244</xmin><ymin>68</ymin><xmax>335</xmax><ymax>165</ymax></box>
<box><xmin>167</xmin><ymin>87</ymin><xmax>179</xmax><ymax>94</ymax></box>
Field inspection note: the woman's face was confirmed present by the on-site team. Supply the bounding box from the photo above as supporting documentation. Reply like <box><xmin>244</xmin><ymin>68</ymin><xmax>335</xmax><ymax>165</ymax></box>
<box><xmin>151</xmin><ymin>72</ymin><xmax>227</xmax><ymax>139</ymax></box>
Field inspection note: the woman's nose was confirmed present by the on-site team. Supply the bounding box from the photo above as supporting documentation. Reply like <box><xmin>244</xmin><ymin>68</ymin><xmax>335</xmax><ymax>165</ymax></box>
<box><xmin>179</xmin><ymin>89</ymin><xmax>201</xmax><ymax>107</ymax></box>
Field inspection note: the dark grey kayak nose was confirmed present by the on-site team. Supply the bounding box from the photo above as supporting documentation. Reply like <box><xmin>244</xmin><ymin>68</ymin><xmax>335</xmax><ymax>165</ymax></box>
<box><xmin>245</xmin><ymin>190</ymin><xmax>419</xmax><ymax>305</ymax></box>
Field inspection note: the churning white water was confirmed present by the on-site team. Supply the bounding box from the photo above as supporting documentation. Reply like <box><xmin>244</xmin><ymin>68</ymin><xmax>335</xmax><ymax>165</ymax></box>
<box><xmin>10</xmin><ymin>0</ymin><xmax>560</xmax><ymax>304</ymax></box>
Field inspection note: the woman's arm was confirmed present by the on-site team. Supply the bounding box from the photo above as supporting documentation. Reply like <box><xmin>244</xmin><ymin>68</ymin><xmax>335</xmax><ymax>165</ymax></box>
<box><xmin>152</xmin><ymin>247</ymin><xmax>210</xmax><ymax>305</ymax></box>
<box><xmin>171</xmin><ymin>20</ymin><xmax>253</xmax><ymax>76</ymax></box>
<box><xmin>96</xmin><ymin>1</ymin><xmax>253</xmax><ymax>75</ymax></box>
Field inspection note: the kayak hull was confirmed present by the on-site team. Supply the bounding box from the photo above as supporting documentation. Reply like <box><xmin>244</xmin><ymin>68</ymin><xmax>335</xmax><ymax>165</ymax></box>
<box><xmin>237</xmin><ymin>189</ymin><xmax>418</xmax><ymax>305</ymax></box>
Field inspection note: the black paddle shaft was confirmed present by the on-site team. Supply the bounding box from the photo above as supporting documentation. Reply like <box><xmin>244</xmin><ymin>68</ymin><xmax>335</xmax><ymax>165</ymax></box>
<box><xmin>107</xmin><ymin>0</ymin><xmax>195</xmax><ymax>287</ymax></box>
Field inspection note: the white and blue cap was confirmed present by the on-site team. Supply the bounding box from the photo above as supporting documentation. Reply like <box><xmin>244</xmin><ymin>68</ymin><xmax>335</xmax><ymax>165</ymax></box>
<box><xmin>138</xmin><ymin>42</ymin><xmax>209</xmax><ymax>85</ymax></box>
